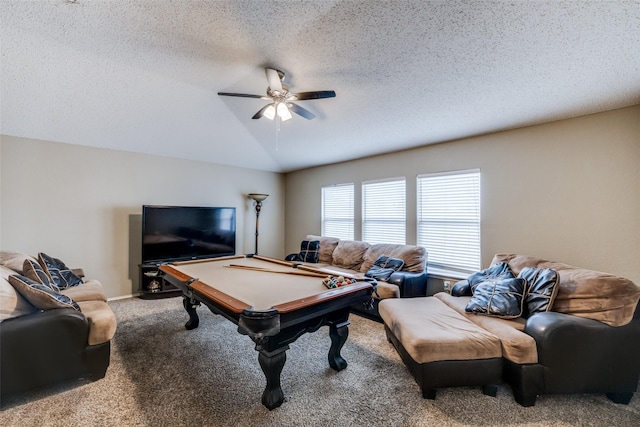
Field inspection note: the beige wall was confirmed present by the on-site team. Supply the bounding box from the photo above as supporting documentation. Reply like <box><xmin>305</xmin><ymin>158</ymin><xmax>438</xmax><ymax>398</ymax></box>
<box><xmin>284</xmin><ymin>105</ymin><xmax>640</xmax><ymax>285</ymax></box>
<box><xmin>0</xmin><ymin>135</ymin><xmax>285</xmax><ymax>299</ymax></box>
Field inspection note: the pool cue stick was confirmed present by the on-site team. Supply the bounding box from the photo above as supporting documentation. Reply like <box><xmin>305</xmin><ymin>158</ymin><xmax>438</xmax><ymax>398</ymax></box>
<box><xmin>225</xmin><ymin>264</ymin><xmax>327</xmax><ymax>278</ymax></box>
<box><xmin>173</xmin><ymin>255</ymin><xmax>244</xmax><ymax>265</ymax></box>
<box><xmin>252</xmin><ymin>254</ymin><xmax>360</xmax><ymax>280</ymax></box>
<box><xmin>251</xmin><ymin>255</ymin><xmax>296</xmax><ymax>267</ymax></box>
<box><xmin>296</xmin><ymin>265</ymin><xmax>359</xmax><ymax>280</ymax></box>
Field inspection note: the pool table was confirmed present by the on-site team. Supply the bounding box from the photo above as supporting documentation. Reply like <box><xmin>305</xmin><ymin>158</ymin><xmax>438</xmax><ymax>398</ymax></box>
<box><xmin>159</xmin><ymin>254</ymin><xmax>375</xmax><ymax>409</ymax></box>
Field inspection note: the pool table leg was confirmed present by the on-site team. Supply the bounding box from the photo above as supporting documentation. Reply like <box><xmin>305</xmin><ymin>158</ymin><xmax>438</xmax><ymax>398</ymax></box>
<box><xmin>182</xmin><ymin>295</ymin><xmax>200</xmax><ymax>330</ymax></box>
<box><xmin>328</xmin><ymin>319</ymin><xmax>350</xmax><ymax>371</ymax></box>
<box><xmin>258</xmin><ymin>345</ymin><xmax>288</xmax><ymax>410</ymax></box>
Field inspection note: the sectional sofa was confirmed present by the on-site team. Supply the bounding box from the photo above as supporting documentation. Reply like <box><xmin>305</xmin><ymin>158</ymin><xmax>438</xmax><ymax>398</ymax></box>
<box><xmin>379</xmin><ymin>253</ymin><xmax>640</xmax><ymax>406</ymax></box>
<box><xmin>287</xmin><ymin>235</ymin><xmax>428</xmax><ymax>319</ymax></box>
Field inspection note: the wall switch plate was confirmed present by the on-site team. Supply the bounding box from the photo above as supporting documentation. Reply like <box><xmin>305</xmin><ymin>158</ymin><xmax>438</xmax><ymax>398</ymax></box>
<box><xmin>443</xmin><ymin>280</ymin><xmax>451</xmax><ymax>292</ymax></box>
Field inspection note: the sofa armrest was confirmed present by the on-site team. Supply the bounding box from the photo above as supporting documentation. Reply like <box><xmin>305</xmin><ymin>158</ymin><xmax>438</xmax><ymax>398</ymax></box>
<box><xmin>1</xmin><ymin>308</ymin><xmax>89</xmax><ymax>343</ymax></box>
<box><xmin>451</xmin><ymin>279</ymin><xmax>471</xmax><ymax>296</ymax></box>
<box><xmin>387</xmin><ymin>270</ymin><xmax>428</xmax><ymax>297</ymax></box>
<box><xmin>524</xmin><ymin>311</ymin><xmax>640</xmax><ymax>392</ymax></box>
<box><xmin>524</xmin><ymin>311</ymin><xmax>634</xmax><ymax>350</ymax></box>
<box><xmin>1</xmin><ymin>309</ymin><xmax>93</xmax><ymax>396</ymax></box>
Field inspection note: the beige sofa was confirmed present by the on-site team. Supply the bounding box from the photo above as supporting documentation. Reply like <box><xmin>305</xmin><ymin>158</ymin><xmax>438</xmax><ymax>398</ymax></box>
<box><xmin>289</xmin><ymin>235</ymin><xmax>428</xmax><ymax>319</ymax></box>
<box><xmin>0</xmin><ymin>251</ymin><xmax>117</xmax><ymax>398</ymax></box>
<box><xmin>380</xmin><ymin>253</ymin><xmax>640</xmax><ymax>406</ymax></box>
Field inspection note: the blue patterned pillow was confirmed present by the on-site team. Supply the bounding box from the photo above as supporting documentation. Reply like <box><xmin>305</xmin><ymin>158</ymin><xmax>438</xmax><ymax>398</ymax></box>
<box><xmin>518</xmin><ymin>267</ymin><xmax>560</xmax><ymax>317</ymax></box>
<box><xmin>23</xmin><ymin>259</ymin><xmax>59</xmax><ymax>292</ymax></box>
<box><xmin>8</xmin><ymin>274</ymin><xmax>80</xmax><ymax>311</ymax></box>
<box><xmin>365</xmin><ymin>255</ymin><xmax>405</xmax><ymax>281</ymax></box>
<box><xmin>465</xmin><ymin>277</ymin><xmax>526</xmax><ymax>318</ymax></box>
<box><xmin>38</xmin><ymin>253</ymin><xmax>83</xmax><ymax>289</ymax></box>
<box><xmin>468</xmin><ymin>262</ymin><xmax>514</xmax><ymax>293</ymax></box>
<box><xmin>299</xmin><ymin>240</ymin><xmax>320</xmax><ymax>263</ymax></box>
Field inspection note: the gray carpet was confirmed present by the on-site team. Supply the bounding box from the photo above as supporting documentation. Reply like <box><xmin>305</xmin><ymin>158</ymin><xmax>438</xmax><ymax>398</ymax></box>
<box><xmin>2</xmin><ymin>296</ymin><xmax>639</xmax><ymax>426</ymax></box>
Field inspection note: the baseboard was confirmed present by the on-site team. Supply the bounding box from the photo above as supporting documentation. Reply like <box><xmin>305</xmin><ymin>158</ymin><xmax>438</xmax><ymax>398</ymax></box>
<box><xmin>107</xmin><ymin>293</ymin><xmax>140</xmax><ymax>301</ymax></box>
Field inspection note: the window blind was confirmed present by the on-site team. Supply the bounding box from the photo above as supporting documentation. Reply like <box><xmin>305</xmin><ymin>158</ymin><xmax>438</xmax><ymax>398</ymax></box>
<box><xmin>417</xmin><ymin>170</ymin><xmax>481</xmax><ymax>272</ymax></box>
<box><xmin>362</xmin><ymin>178</ymin><xmax>406</xmax><ymax>244</ymax></box>
<box><xmin>321</xmin><ymin>184</ymin><xmax>354</xmax><ymax>240</ymax></box>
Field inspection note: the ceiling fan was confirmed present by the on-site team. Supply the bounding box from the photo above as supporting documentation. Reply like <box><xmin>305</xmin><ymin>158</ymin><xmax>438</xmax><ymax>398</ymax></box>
<box><xmin>218</xmin><ymin>68</ymin><xmax>336</xmax><ymax>121</ymax></box>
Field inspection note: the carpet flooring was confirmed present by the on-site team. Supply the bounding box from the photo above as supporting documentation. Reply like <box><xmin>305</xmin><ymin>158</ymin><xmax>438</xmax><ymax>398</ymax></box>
<box><xmin>1</xmin><ymin>296</ymin><xmax>639</xmax><ymax>426</ymax></box>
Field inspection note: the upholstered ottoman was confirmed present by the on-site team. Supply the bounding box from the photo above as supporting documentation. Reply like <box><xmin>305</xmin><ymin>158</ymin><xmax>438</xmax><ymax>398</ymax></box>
<box><xmin>379</xmin><ymin>296</ymin><xmax>503</xmax><ymax>399</ymax></box>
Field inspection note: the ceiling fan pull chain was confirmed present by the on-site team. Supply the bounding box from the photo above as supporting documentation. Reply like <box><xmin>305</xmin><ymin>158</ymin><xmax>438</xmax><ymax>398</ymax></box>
<box><xmin>275</xmin><ymin>116</ymin><xmax>280</xmax><ymax>151</ymax></box>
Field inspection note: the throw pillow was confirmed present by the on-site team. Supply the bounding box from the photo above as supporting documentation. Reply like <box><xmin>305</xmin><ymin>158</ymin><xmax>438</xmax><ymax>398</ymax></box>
<box><xmin>1</xmin><ymin>266</ymin><xmax>38</xmax><ymax>320</ymax></box>
<box><xmin>0</xmin><ymin>251</ymin><xmax>38</xmax><ymax>274</ymax></box>
<box><xmin>331</xmin><ymin>240</ymin><xmax>371</xmax><ymax>270</ymax></box>
<box><xmin>305</xmin><ymin>235</ymin><xmax>339</xmax><ymax>264</ymax></box>
<box><xmin>38</xmin><ymin>253</ymin><xmax>84</xmax><ymax>289</ymax></box>
<box><xmin>365</xmin><ymin>255</ymin><xmax>405</xmax><ymax>281</ymax></box>
<box><xmin>299</xmin><ymin>240</ymin><xmax>320</xmax><ymax>263</ymax></box>
<box><xmin>23</xmin><ymin>259</ymin><xmax>59</xmax><ymax>292</ymax></box>
<box><xmin>465</xmin><ymin>277</ymin><xmax>526</xmax><ymax>319</ymax></box>
<box><xmin>284</xmin><ymin>253</ymin><xmax>302</xmax><ymax>262</ymax></box>
<box><xmin>518</xmin><ymin>267</ymin><xmax>559</xmax><ymax>317</ymax></box>
<box><xmin>468</xmin><ymin>262</ymin><xmax>514</xmax><ymax>293</ymax></box>
<box><xmin>8</xmin><ymin>274</ymin><xmax>80</xmax><ymax>311</ymax></box>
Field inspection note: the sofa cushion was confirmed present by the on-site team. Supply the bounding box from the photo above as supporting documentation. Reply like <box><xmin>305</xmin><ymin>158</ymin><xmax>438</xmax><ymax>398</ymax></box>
<box><xmin>38</xmin><ymin>252</ymin><xmax>84</xmax><ymax>289</ymax></box>
<box><xmin>8</xmin><ymin>274</ymin><xmax>80</xmax><ymax>311</ymax></box>
<box><xmin>305</xmin><ymin>235</ymin><xmax>340</xmax><ymax>263</ymax></box>
<box><xmin>23</xmin><ymin>259</ymin><xmax>59</xmax><ymax>292</ymax></box>
<box><xmin>331</xmin><ymin>240</ymin><xmax>370</xmax><ymax>270</ymax></box>
<box><xmin>493</xmin><ymin>254</ymin><xmax>640</xmax><ymax>327</ymax></box>
<box><xmin>374</xmin><ymin>282</ymin><xmax>401</xmax><ymax>300</ymax></box>
<box><xmin>518</xmin><ymin>267</ymin><xmax>560</xmax><ymax>317</ymax></box>
<box><xmin>435</xmin><ymin>292</ymin><xmax>537</xmax><ymax>364</ymax></box>
<box><xmin>361</xmin><ymin>243</ymin><xmax>426</xmax><ymax>273</ymax></box>
<box><xmin>76</xmin><ymin>300</ymin><xmax>117</xmax><ymax>345</ymax></box>
<box><xmin>365</xmin><ymin>255</ymin><xmax>404</xmax><ymax>281</ymax></box>
<box><xmin>468</xmin><ymin>262</ymin><xmax>514</xmax><ymax>293</ymax></box>
<box><xmin>0</xmin><ymin>251</ymin><xmax>37</xmax><ymax>274</ymax></box>
<box><xmin>379</xmin><ymin>297</ymin><xmax>502</xmax><ymax>364</ymax></box>
<box><xmin>0</xmin><ymin>266</ymin><xmax>38</xmax><ymax>321</ymax></box>
<box><xmin>465</xmin><ymin>277</ymin><xmax>526</xmax><ymax>319</ymax></box>
<box><xmin>298</xmin><ymin>240</ymin><xmax>320</xmax><ymax>263</ymax></box>
<box><xmin>60</xmin><ymin>280</ymin><xmax>108</xmax><ymax>303</ymax></box>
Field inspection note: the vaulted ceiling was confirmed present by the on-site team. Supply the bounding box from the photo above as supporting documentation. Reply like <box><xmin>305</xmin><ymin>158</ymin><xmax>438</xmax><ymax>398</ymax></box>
<box><xmin>2</xmin><ymin>1</ymin><xmax>639</xmax><ymax>172</ymax></box>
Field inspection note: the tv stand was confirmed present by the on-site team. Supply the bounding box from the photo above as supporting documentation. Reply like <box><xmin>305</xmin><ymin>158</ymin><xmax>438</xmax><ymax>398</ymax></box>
<box><xmin>139</xmin><ymin>262</ymin><xmax>182</xmax><ymax>299</ymax></box>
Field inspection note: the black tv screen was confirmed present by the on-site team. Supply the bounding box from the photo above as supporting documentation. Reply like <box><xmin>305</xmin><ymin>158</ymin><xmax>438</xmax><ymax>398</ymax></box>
<box><xmin>142</xmin><ymin>205</ymin><xmax>236</xmax><ymax>263</ymax></box>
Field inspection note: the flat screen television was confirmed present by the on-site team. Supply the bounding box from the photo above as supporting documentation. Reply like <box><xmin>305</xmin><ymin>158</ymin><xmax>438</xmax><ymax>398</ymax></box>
<box><xmin>142</xmin><ymin>205</ymin><xmax>236</xmax><ymax>263</ymax></box>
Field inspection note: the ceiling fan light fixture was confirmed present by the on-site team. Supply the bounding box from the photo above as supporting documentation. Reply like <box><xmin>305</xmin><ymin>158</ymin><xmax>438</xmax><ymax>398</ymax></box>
<box><xmin>218</xmin><ymin>67</ymin><xmax>335</xmax><ymax>122</ymax></box>
<box><xmin>263</xmin><ymin>104</ymin><xmax>276</xmax><ymax>120</ymax></box>
<box><xmin>277</xmin><ymin>103</ymin><xmax>292</xmax><ymax>121</ymax></box>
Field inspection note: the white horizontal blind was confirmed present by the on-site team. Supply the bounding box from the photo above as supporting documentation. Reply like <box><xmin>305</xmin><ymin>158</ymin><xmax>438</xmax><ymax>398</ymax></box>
<box><xmin>321</xmin><ymin>184</ymin><xmax>354</xmax><ymax>240</ymax></box>
<box><xmin>417</xmin><ymin>170</ymin><xmax>481</xmax><ymax>272</ymax></box>
<box><xmin>362</xmin><ymin>178</ymin><xmax>406</xmax><ymax>244</ymax></box>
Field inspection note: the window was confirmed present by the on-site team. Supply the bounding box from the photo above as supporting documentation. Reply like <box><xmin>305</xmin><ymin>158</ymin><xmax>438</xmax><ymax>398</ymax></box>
<box><xmin>321</xmin><ymin>184</ymin><xmax>354</xmax><ymax>240</ymax></box>
<box><xmin>417</xmin><ymin>170</ymin><xmax>481</xmax><ymax>272</ymax></box>
<box><xmin>362</xmin><ymin>178</ymin><xmax>406</xmax><ymax>244</ymax></box>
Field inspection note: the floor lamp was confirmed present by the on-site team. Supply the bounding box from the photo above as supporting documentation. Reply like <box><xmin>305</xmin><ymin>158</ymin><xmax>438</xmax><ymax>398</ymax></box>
<box><xmin>248</xmin><ymin>193</ymin><xmax>268</xmax><ymax>255</ymax></box>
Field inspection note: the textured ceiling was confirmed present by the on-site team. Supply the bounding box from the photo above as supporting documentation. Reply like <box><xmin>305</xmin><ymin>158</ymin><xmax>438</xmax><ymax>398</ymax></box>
<box><xmin>2</xmin><ymin>1</ymin><xmax>640</xmax><ymax>173</ymax></box>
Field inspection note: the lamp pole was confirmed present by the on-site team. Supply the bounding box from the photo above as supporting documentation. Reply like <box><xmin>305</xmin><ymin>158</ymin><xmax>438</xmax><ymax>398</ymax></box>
<box><xmin>248</xmin><ymin>194</ymin><xmax>269</xmax><ymax>255</ymax></box>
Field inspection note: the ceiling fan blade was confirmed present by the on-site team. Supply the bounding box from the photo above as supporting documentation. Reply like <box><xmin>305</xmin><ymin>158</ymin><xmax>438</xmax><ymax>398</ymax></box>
<box><xmin>289</xmin><ymin>90</ymin><xmax>336</xmax><ymax>101</ymax></box>
<box><xmin>218</xmin><ymin>92</ymin><xmax>269</xmax><ymax>99</ymax></box>
<box><xmin>287</xmin><ymin>103</ymin><xmax>316</xmax><ymax>120</ymax></box>
<box><xmin>251</xmin><ymin>104</ymin><xmax>273</xmax><ymax>120</ymax></box>
<box><xmin>265</xmin><ymin>68</ymin><xmax>283</xmax><ymax>92</ymax></box>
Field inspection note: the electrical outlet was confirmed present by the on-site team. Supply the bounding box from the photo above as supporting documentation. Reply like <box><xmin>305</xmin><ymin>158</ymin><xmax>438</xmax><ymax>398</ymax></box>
<box><xmin>443</xmin><ymin>280</ymin><xmax>452</xmax><ymax>292</ymax></box>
